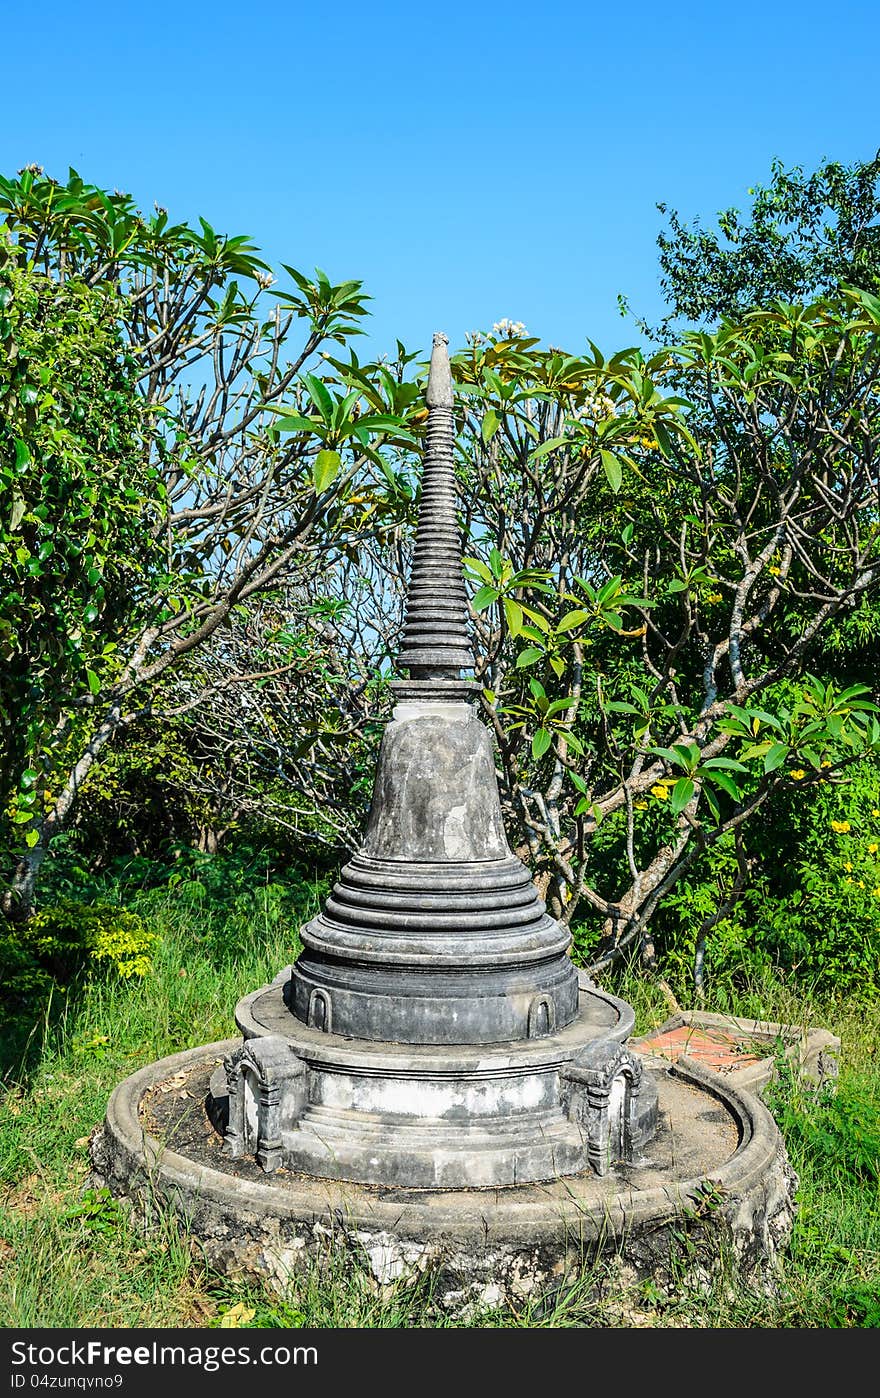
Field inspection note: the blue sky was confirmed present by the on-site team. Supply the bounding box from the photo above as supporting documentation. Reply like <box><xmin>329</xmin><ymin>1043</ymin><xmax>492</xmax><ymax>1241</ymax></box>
<box><xmin>3</xmin><ymin>0</ymin><xmax>878</xmax><ymax>361</ymax></box>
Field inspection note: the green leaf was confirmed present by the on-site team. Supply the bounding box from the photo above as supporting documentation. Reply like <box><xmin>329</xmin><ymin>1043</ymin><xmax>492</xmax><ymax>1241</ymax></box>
<box><xmin>532</xmin><ymin>728</ymin><xmax>552</xmax><ymax>760</ymax></box>
<box><xmin>303</xmin><ymin>374</ymin><xmax>335</xmax><ymax>423</ymax></box>
<box><xmin>672</xmin><ymin>740</ymin><xmax>700</xmax><ymax>769</ymax></box>
<box><xmin>650</xmin><ymin>745</ymin><xmax>685</xmax><ymax>766</ymax></box>
<box><xmin>557</xmin><ymin>609</ymin><xmax>591</xmax><ymax>634</ymax></box>
<box><xmin>354</xmin><ymin>413</ymin><xmax>410</xmax><ymax>436</ymax></box>
<box><xmin>600</xmin><ymin>449</ymin><xmax>622</xmax><ymax>493</ymax></box>
<box><xmin>516</xmin><ymin>647</ymin><xmax>544</xmax><ymax>668</ymax></box>
<box><xmin>517</xmin><ymin>603</ymin><xmax>551</xmax><ymax>631</ymax></box>
<box><xmin>546</xmin><ymin>697</ymin><xmax>577</xmax><ymax>717</ymax></box>
<box><xmin>312</xmin><ymin>449</ymin><xmax>341</xmax><ymax>494</ymax></box>
<box><xmin>481</xmin><ymin>409</ymin><xmax>499</xmax><ymax>444</ymax></box>
<box><xmin>763</xmin><ymin>742</ymin><xmax>790</xmax><ymax>773</ymax></box>
<box><xmin>472</xmin><ymin>584</ymin><xmax>499</xmax><ymax>612</ymax></box>
<box><xmin>530</xmin><ymin>435</ymin><xmax>569</xmax><ymax>462</ymax></box>
<box><xmin>503</xmin><ymin>599</ymin><xmax>524</xmax><ymax>636</ymax></box>
<box><xmin>850</xmin><ymin>286</ymin><xmax>880</xmax><ymax>323</ymax></box>
<box><xmin>463</xmin><ymin>556</ymin><xmax>494</xmax><ymax>584</ymax></box>
<box><xmin>670</xmin><ymin>777</ymin><xmax>695</xmax><ymax>815</ymax></box>
<box><xmin>705</xmin><ymin>769</ymin><xmax>742</xmax><ymax>801</ymax></box>
<box><xmin>86</xmin><ymin>669</ymin><xmax>100</xmax><ymax>695</ymax></box>
<box><xmin>25</xmin><ymin>828</ymin><xmax>41</xmax><ymax>848</ymax></box>
<box><xmin>653</xmin><ymin>420</ymin><xmax>675</xmax><ymax>459</ymax></box>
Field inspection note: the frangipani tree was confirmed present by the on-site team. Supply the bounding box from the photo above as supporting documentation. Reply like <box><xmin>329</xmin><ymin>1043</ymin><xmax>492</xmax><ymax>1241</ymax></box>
<box><xmin>0</xmin><ymin>169</ymin><xmax>415</xmax><ymax>921</ymax></box>
<box><xmin>450</xmin><ymin>291</ymin><xmax>880</xmax><ymax>984</ymax></box>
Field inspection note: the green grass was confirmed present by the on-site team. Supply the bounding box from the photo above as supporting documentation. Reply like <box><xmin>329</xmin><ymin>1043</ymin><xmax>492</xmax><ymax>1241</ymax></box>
<box><xmin>2</xmin><ymin>878</ymin><xmax>879</xmax><ymax>1329</ymax></box>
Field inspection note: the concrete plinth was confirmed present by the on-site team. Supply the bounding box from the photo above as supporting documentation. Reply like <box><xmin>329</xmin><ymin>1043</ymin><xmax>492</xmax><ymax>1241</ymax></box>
<box><xmin>92</xmin><ymin>1037</ymin><xmax>798</xmax><ymax>1310</ymax></box>
<box><xmin>221</xmin><ymin>967</ymin><xmax>657</xmax><ymax>1186</ymax></box>
<box><xmin>634</xmin><ymin>1011</ymin><xmax>841</xmax><ymax>1093</ymax></box>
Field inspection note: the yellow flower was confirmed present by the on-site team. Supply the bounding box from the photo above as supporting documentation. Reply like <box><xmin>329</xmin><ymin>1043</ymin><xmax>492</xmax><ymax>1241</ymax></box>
<box><xmin>789</xmin><ymin>769</ymin><xmax>806</xmax><ymax>780</ymax></box>
<box><xmin>634</xmin><ymin>800</ymin><xmax>648</xmax><ymax>810</ymax></box>
<box><xmin>845</xmin><ymin>877</ymin><xmax>854</xmax><ymax>884</ymax></box>
<box><xmin>873</xmin><ymin>887</ymin><xmax>880</xmax><ymax>899</ymax></box>
<box><xmin>651</xmin><ymin>785</ymin><xmax>669</xmax><ymax>800</ymax></box>
<box><xmin>869</xmin><ymin>844</ymin><xmax>879</xmax><ymax>855</ymax></box>
<box><xmin>858</xmin><ymin>880</ymin><xmax>865</xmax><ymax>889</ymax></box>
<box><xmin>844</xmin><ymin>861</ymin><xmax>853</xmax><ymax>872</ymax></box>
<box><xmin>820</xmin><ymin>760</ymin><xmax>831</xmax><ymax>769</ymax></box>
<box><xmin>831</xmin><ymin>820</ymin><xmax>851</xmax><ymax>833</ymax></box>
<box><xmin>873</xmin><ymin>809</ymin><xmax>880</xmax><ymax>818</ymax></box>
<box><xmin>768</xmin><ymin>566</ymin><xmax>781</xmax><ymax>576</ymax></box>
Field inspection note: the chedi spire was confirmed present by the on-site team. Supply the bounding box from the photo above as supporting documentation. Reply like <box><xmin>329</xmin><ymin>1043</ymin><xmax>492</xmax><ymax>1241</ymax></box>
<box><xmin>394</xmin><ymin>332</ymin><xmax>475</xmax><ymax>696</ymax></box>
<box><xmin>287</xmin><ymin>333</ymin><xmax>579</xmax><ymax>1045</ymax></box>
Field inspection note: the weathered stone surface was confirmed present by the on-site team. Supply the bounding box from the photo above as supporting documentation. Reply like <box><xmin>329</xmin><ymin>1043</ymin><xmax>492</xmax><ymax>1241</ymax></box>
<box><xmin>288</xmin><ymin>334</ymin><xmax>583</xmax><ymax>1046</ymax></box>
<box><xmin>395</xmin><ymin>332</ymin><xmax>474</xmax><ymax>684</ymax></box>
<box><xmin>291</xmin><ymin>705</ymin><xmax>580</xmax><ymax>1044</ymax></box>
<box><xmin>363</xmin><ymin>709</ymin><xmax>508</xmax><ymax>862</ymax></box>
<box><xmin>236</xmin><ymin>968</ymin><xmax>635</xmax><ymax>1185</ymax></box>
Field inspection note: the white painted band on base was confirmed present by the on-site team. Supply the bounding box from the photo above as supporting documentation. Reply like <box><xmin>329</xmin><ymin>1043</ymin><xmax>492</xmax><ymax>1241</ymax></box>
<box><xmin>392</xmin><ymin>702</ymin><xmax>472</xmax><ymax>722</ymax></box>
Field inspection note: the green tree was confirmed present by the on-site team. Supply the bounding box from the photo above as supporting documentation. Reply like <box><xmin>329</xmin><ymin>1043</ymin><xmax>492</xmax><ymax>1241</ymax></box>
<box><xmin>0</xmin><ymin>168</ymin><xmax>414</xmax><ymax>922</ymax></box>
<box><xmin>0</xmin><ymin>241</ymin><xmax>153</xmax><ymax>865</ymax></box>
<box><xmin>447</xmin><ymin>290</ymin><xmax>880</xmax><ymax>983</ymax></box>
<box><xmin>630</xmin><ymin>150</ymin><xmax>880</xmax><ymax>335</ymax></box>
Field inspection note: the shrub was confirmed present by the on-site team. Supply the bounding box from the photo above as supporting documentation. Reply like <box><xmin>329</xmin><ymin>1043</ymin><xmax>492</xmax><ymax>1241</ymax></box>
<box><xmin>576</xmin><ymin>758</ymin><xmax>880</xmax><ymax>999</ymax></box>
<box><xmin>0</xmin><ymin>900</ymin><xmax>156</xmax><ymax>1006</ymax></box>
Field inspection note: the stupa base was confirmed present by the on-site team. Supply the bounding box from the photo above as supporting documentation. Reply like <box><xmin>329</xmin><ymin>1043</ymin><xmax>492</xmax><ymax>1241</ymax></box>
<box><xmin>216</xmin><ymin>967</ymin><xmax>657</xmax><ymax>1186</ymax></box>
<box><xmin>92</xmin><ymin>1036</ymin><xmax>797</xmax><ymax>1310</ymax></box>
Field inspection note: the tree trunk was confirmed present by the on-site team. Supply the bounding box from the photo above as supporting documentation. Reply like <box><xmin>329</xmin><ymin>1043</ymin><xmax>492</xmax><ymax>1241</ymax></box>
<box><xmin>1</xmin><ymin>703</ymin><xmax>123</xmax><ymax>927</ymax></box>
<box><xmin>1</xmin><ymin>844</ymin><xmax>45</xmax><ymax>924</ymax></box>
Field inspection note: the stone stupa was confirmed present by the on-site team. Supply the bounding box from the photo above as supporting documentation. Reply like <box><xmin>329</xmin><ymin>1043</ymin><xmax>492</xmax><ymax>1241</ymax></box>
<box><xmin>221</xmin><ymin>332</ymin><xmax>658</xmax><ymax>1186</ymax></box>
<box><xmin>96</xmin><ymin>334</ymin><xmax>797</xmax><ymax>1305</ymax></box>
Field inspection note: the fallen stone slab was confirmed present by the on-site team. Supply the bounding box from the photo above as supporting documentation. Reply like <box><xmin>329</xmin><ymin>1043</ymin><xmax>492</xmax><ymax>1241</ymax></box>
<box><xmin>633</xmin><ymin>1011</ymin><xmax>840</xmax><ymax>1094</ymax></box>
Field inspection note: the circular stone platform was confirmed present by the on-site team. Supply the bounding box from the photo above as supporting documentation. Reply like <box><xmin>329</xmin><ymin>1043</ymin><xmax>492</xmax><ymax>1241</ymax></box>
<box><xmin>92</xmin><ymin>1037</ymin><xmax>797</xmax><ymax>1308</ymax></box>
